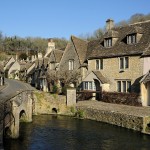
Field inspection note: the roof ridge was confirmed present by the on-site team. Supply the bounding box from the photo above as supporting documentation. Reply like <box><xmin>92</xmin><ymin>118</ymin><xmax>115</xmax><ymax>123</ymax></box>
<box><xmin>71</xmin><ymin>35</ymin><xmax>88</xmax><ymax>43</ymax></box>
<box><xmin>129</xmin><ymin>20</ymin><xmax>150</xmax><ymax>26</ymax></box>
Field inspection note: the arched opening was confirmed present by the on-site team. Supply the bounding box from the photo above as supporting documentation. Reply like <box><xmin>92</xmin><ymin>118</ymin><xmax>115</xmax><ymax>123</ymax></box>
<box><xmin>94</xmin><ymin>79</ymin><xmax>102</xmax><ymax>100</ymax></box>
<box><xmin>52</xmin><ymin>108</ymin><xmax>57</xmax><ymax>114</ymax></box>
<box><xmin>19</xmin><ymin>110</ymin><xmax>27</xmax><ymax>122</ymax></box>
<box><xmin>146</xmin><ymin>123</ymin><xmax>150</xmax><ymax>133</ymax></box>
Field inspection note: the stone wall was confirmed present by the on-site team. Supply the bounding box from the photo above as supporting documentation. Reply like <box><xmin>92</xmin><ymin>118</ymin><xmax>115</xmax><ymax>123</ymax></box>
<box><xmin>88</xmin><ymin>56</ymin><xmax>143</xmax><ymax>93</ymax></box>
<box><xmin>33</xmin><ymin>91</ymin><xmax>70</xmax><ymax>115</ymax></box>
<box><xmin>76</xmin><ymin>105</ymin><xmax>150</xmax><ymax>134</ymax></box>
<box><xmin>59</xmin><ymin>42</ymin><xmax>80</xmax><ymax>72</ymax></box>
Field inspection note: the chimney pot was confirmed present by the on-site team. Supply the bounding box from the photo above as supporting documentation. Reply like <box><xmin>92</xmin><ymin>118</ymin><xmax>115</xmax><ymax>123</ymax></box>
<box><xmin>106</xmin><ymin>19</ymin><xmax>114</xmax><ymax>31</ymax></box>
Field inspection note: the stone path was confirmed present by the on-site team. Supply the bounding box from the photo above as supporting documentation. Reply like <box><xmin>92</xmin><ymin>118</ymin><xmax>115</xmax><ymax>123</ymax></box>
<box><xmin>76</xmin><ymin>100</ymin><xmax>150</xmax><ymax>117</ymax></box>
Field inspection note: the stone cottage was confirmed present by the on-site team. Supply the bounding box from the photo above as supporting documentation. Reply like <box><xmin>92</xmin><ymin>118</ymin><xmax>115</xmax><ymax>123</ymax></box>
<box><xmin>82</xmin><ymin>19</ymin><xmax>150</xmax><ymax>106</ymax></box>
<box><xmin>59</xmin><ymin>35</ymin><xmax>88</xmax><ymax>87</ymax></box>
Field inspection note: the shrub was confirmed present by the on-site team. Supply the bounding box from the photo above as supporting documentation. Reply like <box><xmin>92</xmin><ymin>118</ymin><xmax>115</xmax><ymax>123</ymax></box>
<box><xmin>101</xmin><ymin>91</ymin><xmax>141</xmax><ymax>106</ymax></box>
<box><xmin>75</xmin><ymin>109</ymin><xmax>84</xmax><ymax>118</ymax></box>
<box><xmin>61</xmin><ymin>86</ymin><xmax>67</xmax><ymax>95</ymax></box>
<box><xmin>52</xmin><ymin>85</ymin><xmax>58</xmax><ymax>94</ymax></box>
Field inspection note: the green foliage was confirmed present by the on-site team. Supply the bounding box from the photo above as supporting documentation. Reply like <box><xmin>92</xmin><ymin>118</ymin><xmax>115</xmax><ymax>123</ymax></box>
<box><xmin>53</xmin><ymin>38</ymin><xmax>68</xmax><ymax>49</ymax></box>
<box><xmin>75</xmin><ymin>109</ymin><xmax>85</xmax><ymax>118</ymax></box>
<box><xmin>19</xmin><ymin>53</ymin><xmax>28</xmax><ymax>60</ymax></box>
<box><xmin>70</xmin><ymin>106</ymin><xmax>76</xmax><ymax>114</ymax></box>
<box><xmin>52</xmin><ymin>85</ymin><xmax>58</xmax><ymax>94</ymax></box>
<box><xmin>0</xmin><ymin>52</ymin><xmax>8</xmax><ymax>61</ymax></box>
<box><xmin>0</xmin><ymin>33</ymin><xmax>68</xmax><ymax>56</ymax></box>
<box><xmin>61</xmin><ymin>86</ymin><xmax>67</xmax><ymax>95</ymax></box>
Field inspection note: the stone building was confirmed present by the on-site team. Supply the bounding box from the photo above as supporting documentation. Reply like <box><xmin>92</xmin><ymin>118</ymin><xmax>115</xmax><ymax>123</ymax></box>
<box><xmin>59</xmin><ymin>35</ymin><xmax>88</xmax><ymax>86</ymax></box>
<box><xmin>82</xmin><ymin>19</ymin><xmax>150</xmax><ymax>105</ymax></box>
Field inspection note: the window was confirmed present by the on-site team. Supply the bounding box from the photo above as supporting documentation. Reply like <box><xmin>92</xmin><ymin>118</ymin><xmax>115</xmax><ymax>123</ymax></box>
<box><xmin>117</xmin><ymin>80</ymin><xmax>131</xmax><ymax>92</ymax></box>
<box><xmin>83</xmin><ymin>81</ymin><xmax>93</xmax><ymax>90</ymax></box>
<box><xmin>50</xmin><ymin>62</ymin><xmax>55</xmax><ymax>70</ymax></box>
<box><xmin>104</xmin><ymin>38</ymin><xmax>112</xmax><ymax>47</ymax></box>
<box><xmin>69</xmin><ymin>60</ymin><xmax>74</xmax><ymax>70</ymax></box>
<box><xmin>127</xmin><ymin>34</ymin><xmax>136</xmax><ymax>44</ymax></box>
<box><xmin>96</xmin><ymin>59</ymin><xmax>103</xmax><ymax>70</ymax></box>
<box><xmin>119</xmin><ymin>57</ymin><xmax>129</xmax><ymax>70</ymax></box>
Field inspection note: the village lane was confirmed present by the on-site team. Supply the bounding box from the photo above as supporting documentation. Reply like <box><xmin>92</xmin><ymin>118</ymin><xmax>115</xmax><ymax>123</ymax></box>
<box><xmin>0</xmin><ymin>78</ymin><xmax>35</xmax><ymax>102</ymax></box>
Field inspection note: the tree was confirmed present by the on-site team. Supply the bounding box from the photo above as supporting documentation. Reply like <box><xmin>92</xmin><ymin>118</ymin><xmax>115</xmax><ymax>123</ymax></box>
<box><xmin>58</xmin><ymin>70</ymin><xmax>81</xmax><ymax>86</ymax></box>
<box><xmin>19</xmin><ymin>53</ymin><xmax>28</xmax><ymax>60</ymax></box>
<box><xmin>129</xmin><ymin>13</ymin><xmax>145</xmax><ymax>24</ymax></box>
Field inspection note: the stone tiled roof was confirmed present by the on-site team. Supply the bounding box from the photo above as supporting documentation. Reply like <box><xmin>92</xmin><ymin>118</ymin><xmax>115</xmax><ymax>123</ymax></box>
<box><xmin>71</xmin><ymin>35</ymin><xmax>88</xmax><ymax>64</ymax></box>
<box><xmin>50</xmin><ymin>49</ymin><xmax>64</xmax><ymax>63</ymax></box>
<box><xmin>93</xmin><ymin>71</ymin><xmax>109</xmax><ymax>84</ymax></box>
<box><xmin>142</xmin><ymin>43</ymin><xmax>150</xmax><ymax>56</ymax></box>
<box><xmin>140</xmin><ymin>70</ymin><xmax>150</xmax><ymax>84</ymax></box>
<box><xmin>87</xmin><ymin>20</ymin><xmax>150</xmax><ymax>59</ymax></box>
<box><xmin>35</xmin><ymin>58</ymin><xmax>49</xmax><ymax>68</ymax></box>
<box><xmin>5</xmin><ymin>62</ymin><xmax>14</xmax><ymax>70</ymax></box>
<box><xmin>104</xmin><ymin>30</ymin><xmax>119</xmax><ymax>38</ymax></box>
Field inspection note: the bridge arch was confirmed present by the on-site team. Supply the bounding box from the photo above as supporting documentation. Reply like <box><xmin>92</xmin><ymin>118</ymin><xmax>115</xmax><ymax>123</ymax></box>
<box><xmin>19</xmin><ymin>110</ymin><xmax>27</xmax><ymax>122</ymax></box>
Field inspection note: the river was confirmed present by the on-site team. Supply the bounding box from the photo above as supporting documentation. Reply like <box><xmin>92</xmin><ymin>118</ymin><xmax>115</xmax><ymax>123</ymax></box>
<box><xmin>4</xmin><ymin>115</ymin><xmax>150</xmax><ymax>150</ymax></box>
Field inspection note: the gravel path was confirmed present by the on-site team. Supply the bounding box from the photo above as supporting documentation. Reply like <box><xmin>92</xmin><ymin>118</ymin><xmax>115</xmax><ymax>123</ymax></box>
<box><xmin>77</xmin><ymin>100</ymin><xmax>150</xmax><ymax>117</ymax></box>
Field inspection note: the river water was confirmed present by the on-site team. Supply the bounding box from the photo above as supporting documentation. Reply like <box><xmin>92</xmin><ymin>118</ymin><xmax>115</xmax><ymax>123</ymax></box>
<box><xmin>4</xmin><ymin>115</ymin><xmax>150</xmax><ymax>150</ymax></box>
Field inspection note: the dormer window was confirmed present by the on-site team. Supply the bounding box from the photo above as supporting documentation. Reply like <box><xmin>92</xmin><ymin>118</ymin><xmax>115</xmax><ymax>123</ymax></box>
<box><xmin>127</xmin><ymin>34</ymin><xmax>136</xmax><ymax>44</ymax></box>
<box><xmin>104</xmin><ymin>38</ymin><xmax>112</xmax><ymax>47</ymax></box>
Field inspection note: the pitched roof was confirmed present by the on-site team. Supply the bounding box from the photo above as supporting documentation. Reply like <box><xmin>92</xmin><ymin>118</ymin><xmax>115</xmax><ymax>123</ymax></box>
<box><xmin>142</xmin><ymin>43</ymin><xmax>150</xmax><ymax>56</ymax></box>
<box><xmin>35</xmin><ymin>58</ymin><xmax>49</xmax><ymax>68</ymax></box>
<box><xmin>71</xmin><ymin>35</ymin><xmax>88</xmax><ymax>64</ymax></box>
<box><xmin>87</xmin><ymin>20</ymin><xmax>150</xmax><ymax>59</ymax></box>
<box><xmin>140</xmin><ymin>70</ymin><xmax>150</xmax><ymax>84</ymax></box>
<box><xmin>49</xmin><ymin>49</ymin><xmax>64</xmax><ymax>63</ymax></box>
<box><xmin>93</xmin><ymin>71</ymin><xmax>109</xmax><ymax>84</ymax></box>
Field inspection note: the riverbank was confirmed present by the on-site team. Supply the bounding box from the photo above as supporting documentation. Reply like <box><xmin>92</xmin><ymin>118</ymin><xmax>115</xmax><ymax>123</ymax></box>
<box><xmin>33</xmin><ymin>91</ymin><xmax>150</xmax><ymax>135</ymax></box>
<box><xmin>76</xmin><ymin>100</ymin><xmax>150</xmax><ymax>135</ymax></box>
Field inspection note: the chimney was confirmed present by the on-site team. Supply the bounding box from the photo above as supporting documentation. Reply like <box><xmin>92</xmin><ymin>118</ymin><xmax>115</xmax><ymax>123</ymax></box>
<box><xmin>106</xmin><ymin>19</ymin><xmax>114</xmax><ymax>31</ymax></box>
<box><xmin>48</xmin><ymin>38</ymin><xmax>55</xmax><ymax>50</ymax></box>
<box><xmin>16</xmin><ymin>54</ymin><xmax>18</xmax><ymax>61</ymax></box>
<box><xmin>45</xmin><ymin>38</ymin><xmax>55</xmax><ymax>57</ymax></box>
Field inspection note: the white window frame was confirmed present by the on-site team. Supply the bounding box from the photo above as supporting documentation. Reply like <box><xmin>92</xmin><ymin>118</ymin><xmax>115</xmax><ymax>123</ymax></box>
<box><xmin>83</xmin><ymin>81</ymin><xmax>93</xmax><ymax>90</ymax></box>
<box><xmin>96</xmin><ymin>59</ymin><xmax>103</xmax><ymax>70</ymax></box>
<box><xmin>116</xmin><ymin>80</ymin><xmax>131</xmax><ymax>93</ymax></box>
<box><xmin>127</xmin><ymin>34</ymin><xmax>136</xmax><ymax>44</ymax></box>
<box><xmin>104</xmin><ymin>38</ymin><xmax>112</xmax><ymax>47</ymax></box>
<box><xmin>69</xmin><ymin>59</ymin><xmax>74</xmax><ymax>70</ymax></box>
<box><xmin>119</xmin><ymin>57</ymin><xmax>129</xmax><ymax>70</ymax></box>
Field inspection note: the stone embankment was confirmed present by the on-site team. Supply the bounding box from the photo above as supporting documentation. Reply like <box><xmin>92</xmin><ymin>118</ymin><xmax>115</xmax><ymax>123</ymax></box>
<box><xmin>33</xmin><ymin>91</ymin><xmax>71</xmax><ymax>115</ymax></box>
<box><xmin>76</xmin><ymin>100</ymin><xmax>150</xmax><ymax>134</ymax></box>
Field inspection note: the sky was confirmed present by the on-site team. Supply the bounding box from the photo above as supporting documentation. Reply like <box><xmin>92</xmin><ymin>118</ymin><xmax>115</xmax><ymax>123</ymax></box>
<box><xmin>0</xmin><ymin>0</ymin><xmax>150</xmax><ymax>39</ymax></box>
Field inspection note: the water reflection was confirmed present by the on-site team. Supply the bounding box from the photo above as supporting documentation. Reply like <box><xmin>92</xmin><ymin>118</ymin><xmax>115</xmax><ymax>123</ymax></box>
<box><xmin>4</xmin><ymin>115</ymin><xmax>150</xmax><ymax>150</ymax></box>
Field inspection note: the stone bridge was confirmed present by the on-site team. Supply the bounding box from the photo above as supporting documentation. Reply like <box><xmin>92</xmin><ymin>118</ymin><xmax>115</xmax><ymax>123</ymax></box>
<box><xmin>0</xmin><ymin>79</ymin><xmax>35</xmax><ymax>148</ymax></box>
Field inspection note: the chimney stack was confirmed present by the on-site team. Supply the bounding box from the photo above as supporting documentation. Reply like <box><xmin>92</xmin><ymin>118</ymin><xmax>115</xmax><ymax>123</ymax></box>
<box><xmin>106</xmin><ymin>19</ymin><xmax>114</xmax><ymax>31</ymax></box>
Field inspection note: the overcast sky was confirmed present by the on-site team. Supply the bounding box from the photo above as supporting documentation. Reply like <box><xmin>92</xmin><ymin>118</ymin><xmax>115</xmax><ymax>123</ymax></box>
<box><xmin>0</xmin><ymin>0</ymin><xmax>149</xmax><ymax>39</ymax></box>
